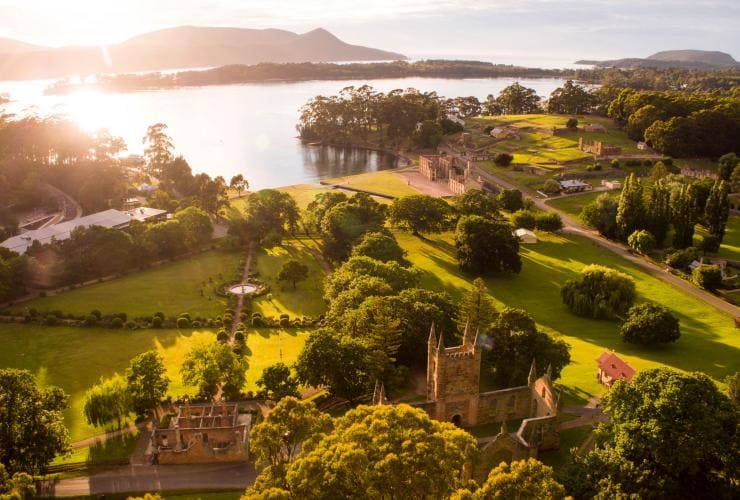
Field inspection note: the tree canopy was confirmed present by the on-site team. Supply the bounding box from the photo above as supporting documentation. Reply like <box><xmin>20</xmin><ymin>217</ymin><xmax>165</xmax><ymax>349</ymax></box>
<box><xmin>561</xmin><ymin>265</ymin><xmax>636</xmax><ymax>319</ymax></box>
<box><xmin>455</xmin><ymin>215</ymin><xmax>521</xmax><ymax>275</ymax></box>
<box><xmin>567</xmin><ymin>368</ymin><xmax>738</xmax><ymax>499</ymax></box>
<box><xmin>181</xmin><ymin>340</ymin><xmax>247</xmax><ymax>399</ymax></box>
<box><xmin>620</xmin><ymin>302</ymin><xmax>680</xmax><ymax>345</ymax></box>
<box><xmin>0</xmin><ymin>369</ymin><xmax>70</xmax><ymax>474</ymax></box>
<box><xmin>388</xmin><ymin>195</ymin><xmax>452</xmax><ymax>234</ymax></box>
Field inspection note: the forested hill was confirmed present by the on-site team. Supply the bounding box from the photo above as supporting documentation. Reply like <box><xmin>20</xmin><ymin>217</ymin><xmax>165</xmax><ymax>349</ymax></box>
<box><xmin>0</xmin><ymin>26</ymin><xmax>406</xmax><ymax>80</ymax></box>
<box><xmin>44</xmin><ymin>60</ymin><xmax>574</xmax><ymax>95</ymax></box>
<box><xmin>577</xmin><ymin>50</ymin><xmax>739</xmax><ymax>69</ymax></box>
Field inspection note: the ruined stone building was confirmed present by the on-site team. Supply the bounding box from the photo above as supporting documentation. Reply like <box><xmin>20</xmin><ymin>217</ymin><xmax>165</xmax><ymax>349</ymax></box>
<box><xmin>418</xmin><ymin>154</ymin><xmax>483</xmax><ymax>195</ymax></box>
<box><xmin>150</xmin><ymin>402</ymin><xmax>251</xmax><ymax>464</ymax></box>
<box><xmin>411</xmin><ymin>324</ymin><xmax>560</xmax><ymax>468</ymax></box>
<box><xmin>578</xmin><ymin>137</ymin><xmax>621</xmax><ymax>157</ymax></box>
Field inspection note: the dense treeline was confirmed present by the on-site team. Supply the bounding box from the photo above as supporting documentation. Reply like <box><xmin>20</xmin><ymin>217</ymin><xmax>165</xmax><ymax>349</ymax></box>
<box><xmin>0</xmin><ymin>116</ymin><xmax>128</xmax><ymax>218</ymax></box>
<box><xmin>44</xmin><ymin>60</ymin><xmax>739</xmax><ymax>95</ymax></box>
<box><xmin>607</xmin><ymin>88</ymin><xmax>740</xmax><ymax>157</ymax></box>
<box><xmin>46</xmin><ymin>60</ymin><xmax>574</xmax><ymax>95</ymax></box>
<box><xmin>581</xmin><ymin>166</ymin><xmax>733</xmax><ymax>257</ymax></box>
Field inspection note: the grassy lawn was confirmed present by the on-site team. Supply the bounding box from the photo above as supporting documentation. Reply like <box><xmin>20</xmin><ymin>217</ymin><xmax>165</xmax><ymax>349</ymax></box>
<box><xmin>0</xmin><ymin>323</ymin><xmax>310</xmax><ymax>443</ymax></box>
<box><xmin>16</xmin><ymin>250</ymin><xmax>242</xmax><ymax>318</ymax></box>
<box><xmin>230</xmin><ymin>184</ymin><xmax>336</xmax><ymax>213</ymax></box>
<box><xmin>396</xmin><ymin>231</ymin><xmax>740</xmax><ymax>405</ymax></box>
<box><xmin>252</xmin><ymin>240</ymin><xmax>327</xmax><ymax>319</ymax></box>
<box><xmin>321</xmin><ymin>170</ymin><xmax>420</xmax><ymax>198</ymax></box>
<box><xmin>244</xmin><ymin>329</ymin><xmax>310</xmax><ymax>391</ymax></box>
<box><xmin>0</xmin><ymin>324</ymin><xmax>217</xmax><ymax>442</ymax></box>
<box><xmin>52</xmin><ymin>432</ymin><xmax>140</xmax><ymax>465</ymax></box>
<box><xmin>472</xmin><ymin>114</ymin><xmax>642</xmax><ymax>163</ymax></box>
<box><xmin>547</xmin><ymin>190</ymin><xmax>620</xmax><ymax>218</ymax></box>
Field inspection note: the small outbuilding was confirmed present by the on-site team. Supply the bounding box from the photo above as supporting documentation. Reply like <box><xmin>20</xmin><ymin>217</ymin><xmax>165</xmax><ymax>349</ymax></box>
<box><xmin>515</xmin><ymin>228</ymin><xmax>538</xmax><ymax>244</ymax></box>
<box><xmin>601</xmin><ymin>179</ymin><xmax>622</xmax><ymax>190</ymax></box>
<box><xmin>596</xmin><ymin>351</ymin><xmax>635</xmax><ymax>388</ymax></box>
<box><xmin>559</xmin><ymin>179</ymin><xmax>591</xmax><ymax>194</ymax></box>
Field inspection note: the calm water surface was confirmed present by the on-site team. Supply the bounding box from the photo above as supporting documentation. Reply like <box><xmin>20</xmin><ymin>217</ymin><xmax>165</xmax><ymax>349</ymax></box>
<box><xmin>0</xmin><ymin>77</ymin><xmax>565</xmax><ymax>189</ymax></box>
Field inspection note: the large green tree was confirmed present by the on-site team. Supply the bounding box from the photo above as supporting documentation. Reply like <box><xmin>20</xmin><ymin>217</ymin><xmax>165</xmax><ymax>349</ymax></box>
<box><xmin>388</xmin><ymin>195</ymin><xmax>452</xmax><ymax>234</ymax></box>
<box><xmin>485</xmin><ymin>308</ymin><xmax>571</xmax><ymax>388</ymax></box>
<box><xmin>453</xmin><ymin>189</ymin><xmax>500</xmax><ymax>218</ymax></box>
<box><xmin>496</xmin><ymin>83</ymin><xmax>541</xmax><ymax>114</ymax></box>
<box><xmin>453</xmin><ymin>458</ymin><xmax>566</xmax><ymax>499</ymax></box>
<box><xmin>126</xmin><ymin>351</ymin><xmax>169</xmax><ymax>416</ymax></box>
<box><xmin>0</xmin><ymin>369</ymin><xmax>70</xmax><ymax>474</ymax></box>
<box><xmin>294</xmin><ymin>329</ymin><xmax>372</xmax><ymax>403</ymax></box>
<box><xmin>671</xmin><ymin>184</ymin><xmax>698</xmax><ymax>249</ymax></box>
<box><xmin>567</xmin><ymin>369</ymin><xmax>739</xmax><ymax>499</ymax></box>
<box><xmin>616</xmin><ymin>173</ymin><xmax>644</xmax><ymax>240</ymax></box>
<box><xmin>580</xmin><ymin>193</ymin><xmax>619</xmax><ymax>239</ymax></box>
<box><xmin>350</xmin><ymin>231</ymin><xmax>406</xmax><ymax>264</ymax></box>
<box><xmin>459</xmin><ymin>277</ymin><xmax>496</xmax><ymax>333</ymax></box>
<box><xmin>181</xmin><ymin>340</ymin><xmax>247</xmax><ymax>399</ymax></box>
<box><xmin>320</xmin><ymin>193</ymin><xmax>387</xmax><ymax>261</ymax></box>
<box><xmin>239</xmin><ymin>189</ymin><xmax>299</xmax><ymax>247</ymax></box>
<box><xmin>284</xmin><ymin>404</ymin><xmax>477</xmax><ymax>499</ymax></box>
<box><xmin>645</xmin><ymin>179</ymin><xmax>672</xmax><ymax>246</ymax></box>
<box><xmin>704</xmin><ymin>179</ymin><xmax>730</xmax><ymax>240</ymax></box>
<box><xmin>620</xmin><ymin>302</ymin><xmax>680</xmax><ymax>345</ymax></box>
<box><xmin>547</xmin><ymin>80</ymin><xmax>594</xmax><ymax>115</ymax></box>
<box><xmin>83</xmin><ymin>375</ymin><xmax>130</xmax><ymax>429</ymax></box>
<box><xmin>561</xmin><ymin>265</ymin><xmax>636</xmax><ymax>319</ymax></box>
<box><xmin>256</xmin><ymin>363</ymin><xmax>300</xmax><ymax>401</ymax></box>
<box><xmin>455</xmin><ymin>215</ymin><xmax>521</xmax><ymax>275</ymax></box>
<box><xmin>142</xmin><ymin>123</ymin><xmax>174</xmax><ymax>174</ymax></box>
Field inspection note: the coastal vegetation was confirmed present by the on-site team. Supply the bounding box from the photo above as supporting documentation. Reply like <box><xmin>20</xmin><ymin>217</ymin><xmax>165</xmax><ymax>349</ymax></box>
<box><xmin>43</xmin><ymin>60</ymin><xmax>740</xmax><ymax>95</ymax></box>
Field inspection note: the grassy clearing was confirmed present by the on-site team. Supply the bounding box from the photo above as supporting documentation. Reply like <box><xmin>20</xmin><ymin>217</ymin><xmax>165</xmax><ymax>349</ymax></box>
<box><xmin>397</xmin><ymin>231</ymin><xmax>740</xmax><ymax>405</ymax></box>
<box><xmin>0</xmin><ymin>323</ymin><xmax>310</xmax><ymax>443</ymax></box>
<box><xmin>244</xmin><ymin>329</ymin><xmax>310</xmax><ymax>391</ymax></box>
<box><xmin>17</xmin><ymin>250</ymin><xmax>241</xmax><ymax>318</ymax></box>
<box><xmin>472</xmin><ymin>114</ymin><xmax>642</xmax><ymax>164</ymax></box>
<box><xmin>0</xmin><ymin>324</ymin><xmax>216</xmax><ymax>441</ymax></box>
<box><xmin>321</xmin><ymin>170</ymin><xmax>420</xmax><ymax>198</ymax></box>
<box><xmin>252</xmin><ymin>241</ymin><xmax>327</xmax><ymax>318</ymax></box>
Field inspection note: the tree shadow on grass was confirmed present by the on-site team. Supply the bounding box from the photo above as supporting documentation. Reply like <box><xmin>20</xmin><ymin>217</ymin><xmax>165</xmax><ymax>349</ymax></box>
<box><xmin>87</xmin><ymin>432</ymin><xmax>139</xmax><ymax>463</ymax></box>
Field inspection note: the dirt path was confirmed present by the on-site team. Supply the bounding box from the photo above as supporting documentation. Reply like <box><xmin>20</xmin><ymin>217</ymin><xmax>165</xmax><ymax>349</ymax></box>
<box><xmin>476</xmin><ymin>167</ymin><xmax>740</xmax><ymax>318</ymax></box>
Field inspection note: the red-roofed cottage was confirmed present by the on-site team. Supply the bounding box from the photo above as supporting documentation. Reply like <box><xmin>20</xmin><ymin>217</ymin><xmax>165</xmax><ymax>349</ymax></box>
<box><xmin>596</xmin><ymin>351</ymin><xmax>635</xmax><ymax>388</ymax></box>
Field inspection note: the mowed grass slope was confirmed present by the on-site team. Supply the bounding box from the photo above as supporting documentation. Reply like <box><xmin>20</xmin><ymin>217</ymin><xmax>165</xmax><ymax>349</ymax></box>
<box><xmin>252</xmin><ymin>240</ymin><xmax>327</xmax><ymax>319</ymax></box>
<box><xmin>321</xmin><ymin>170</ymin><xmax>420</xmax><ymax>198</ymax></box>
<box><xmin>0</xmin><ymin>324</ymin><xmax>309</xmax><ymax>442</ymax></box>
<box><xmin>17</xmin><ymin>250</ymin><xmax>242</xmax><ymax>318</ymax></box>
<box><xmin>397</xmin><ymin>232</ymin><xmax>740</xmax><ymax>404</ymax></box>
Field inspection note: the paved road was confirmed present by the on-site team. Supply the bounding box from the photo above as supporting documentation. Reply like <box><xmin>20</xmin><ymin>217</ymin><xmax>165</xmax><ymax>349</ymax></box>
<box><xmin>50</xmin><ymin>462</ymin><xmax>257</xmax><ymax>497</ymax></box>
<box><xmin>473</xmin><ymin>166</ymin><xmax>740</xmax><ymax>318</ymax></box>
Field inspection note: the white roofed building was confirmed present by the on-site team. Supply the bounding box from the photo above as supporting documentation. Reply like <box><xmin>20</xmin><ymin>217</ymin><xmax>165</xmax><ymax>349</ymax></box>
<box><xmin>1</xmin><ymin>207</ymin><xmax>167</xmax><ymax>255</ymax></box>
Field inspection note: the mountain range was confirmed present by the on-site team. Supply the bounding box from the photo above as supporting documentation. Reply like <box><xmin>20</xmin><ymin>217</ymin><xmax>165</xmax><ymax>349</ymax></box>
<box><xmin>576</xmin><ymin>49</ymin><xmax>739</xmax><ymax>69</ymax></box>
<box><xmin>0</xmin><ymin>26</ymin><xmax>406</xmax><ymax>80</ymax></box>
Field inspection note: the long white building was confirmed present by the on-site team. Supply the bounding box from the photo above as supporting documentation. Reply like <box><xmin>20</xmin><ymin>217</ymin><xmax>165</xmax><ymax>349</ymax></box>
<box><xmin>1</xmin><ymin>207</ymin><xmax>167</xmax><ymax>255</ymax></box>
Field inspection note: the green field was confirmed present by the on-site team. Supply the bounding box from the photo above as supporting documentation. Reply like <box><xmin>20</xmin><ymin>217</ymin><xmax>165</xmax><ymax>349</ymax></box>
<box><xmin>539</xmin><ymin>425</ymin><xmax>593</xmax><ymax>469</ymax></box>
<box><xmin>17</xmin><ymin>250</ymin><xmax>242</xmax><ymax>318</ymax></box>
<box><xmin>396</xmin><ymin>231</ymin><xmax>740</xmax><ymax>404</ymax></box>
<box><xmin>0</xmin><ymin>324</ymin><xmax>309</xmax><ymax>443</ymax></box>
<box><xmin>321</xmin><ymin>170</ymin><xmax>420</xmax><ymax>198</ymax></box>
<box><xmin>244</xmin><ymin>329</ymin><xmax>310</xmax><ymax>392</ymax></box>
<box><xmin>471</xmin><ymin>114</ymin><xmax>642</xmax><ymax>167</ymax></box>
<box><xmin>252</xmin><ymin>241</ymin><xmax>327</xmax><ymax>319</ymax></box>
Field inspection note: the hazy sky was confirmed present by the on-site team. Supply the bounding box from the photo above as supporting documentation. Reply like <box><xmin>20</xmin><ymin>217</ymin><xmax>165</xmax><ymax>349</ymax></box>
<box><xmin>1</xmin><ymin>0</ymin><xmax>738</xmax><ymax>64</ymax></box>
